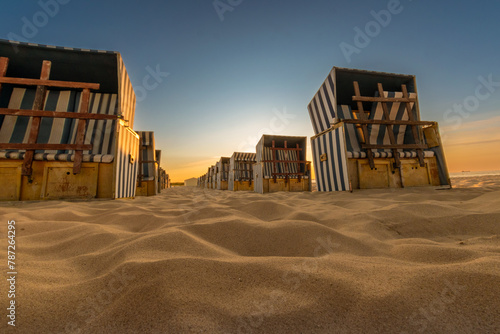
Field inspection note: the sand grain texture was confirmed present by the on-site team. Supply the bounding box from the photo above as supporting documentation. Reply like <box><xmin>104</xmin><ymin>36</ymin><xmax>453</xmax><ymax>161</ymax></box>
<box><xmin>1</xmin><ymin>175</ymin><xmax>499</xmax><ymax>333</ymax></box>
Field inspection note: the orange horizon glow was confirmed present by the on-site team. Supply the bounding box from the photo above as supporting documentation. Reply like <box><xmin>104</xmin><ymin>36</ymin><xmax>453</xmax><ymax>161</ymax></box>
<box><xmin>162</xmin><ymin>115</ymin><xmax>500</xmax><ymax>182</ymax></box>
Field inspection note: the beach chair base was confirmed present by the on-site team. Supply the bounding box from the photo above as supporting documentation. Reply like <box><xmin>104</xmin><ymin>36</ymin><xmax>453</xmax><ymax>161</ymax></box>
<box><xmin>136</xmin><ymin>180</ymin><xmax>157</xmax><ymax>196</ymax></box>
<box><xmin>217</xmin><ymin>181</ymin><xmax>228</xmax><ymax>190</ymax></box>
<box><xmin>347</xmin><ymin>156</ymin><xmax>441</xmax><ymax>190</ymax></box>
<box><xmin>256</xmin><ymin>178</ymin><xmax>310</xmax><ymax>194</ymax></box>
<box><xmin>0</xmin><ymin>160</ymin><xmax>114</xmax><ymax>201</ymax></box>
<box><xmin>230</xmin><ymin>181</ymin><xmax>254</xmax><ymax>191</ymax></box>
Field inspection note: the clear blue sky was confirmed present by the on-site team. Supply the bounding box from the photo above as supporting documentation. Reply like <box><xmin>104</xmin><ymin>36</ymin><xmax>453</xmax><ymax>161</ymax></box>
<box><xmin>1</xmin><ymin>0</ymin><xmax>499</xmax><ymax>180</ymax></box>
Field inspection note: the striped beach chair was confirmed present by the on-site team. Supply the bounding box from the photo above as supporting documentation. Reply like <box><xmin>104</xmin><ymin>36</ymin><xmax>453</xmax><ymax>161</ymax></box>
<box><xmin>253</xmin><ymin>135</ymin><xmax>311</xmax><ymax>194</ymax></box>
<box><xmin>228</xmin><ymin>152</ymin><xmax>256</xmax><ymax>191</ymax></box>
<box><xmin>216</xmin><ymin>157</ymin><xmax>230</xmax><ymax>190</ymax></box>
<box><xmin>309</xmin><ymin>67</ymin><xmax>451</xmax><ymax>191</ymax></box>
<box><xmin>0</xmin><ymin>40</ymin><xmax>139</xmax><ymax>200</ymax></box>
<box><xmin>135</xmin><ymin>131</ymin><xmax>158</xmax><ymax>196</ymax></box>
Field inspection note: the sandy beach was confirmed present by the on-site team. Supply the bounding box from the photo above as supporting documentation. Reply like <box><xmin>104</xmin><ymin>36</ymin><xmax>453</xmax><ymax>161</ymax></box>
<box><xmin>1</xmin><ymin>175</ymin><xmax>499</xmax><ymax>333</ymax></box>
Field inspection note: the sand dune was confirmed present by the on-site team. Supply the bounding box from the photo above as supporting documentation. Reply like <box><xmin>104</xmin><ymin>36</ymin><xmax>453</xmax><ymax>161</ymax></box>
<box><xmin>1</xmin><ymin>176</ymin><xmax>499</xmax><ymax>333</ymax></box>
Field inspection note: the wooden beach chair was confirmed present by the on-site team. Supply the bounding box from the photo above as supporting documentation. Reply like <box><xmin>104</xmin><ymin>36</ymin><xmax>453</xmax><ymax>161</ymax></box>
<box><xmin>216</xmin><ymin>157</ymin><xmax>230</xmax><ymax>190</ymax></box>
<box><xmin>308</xmin><ymin>67</ymin><xmax>451</xmax><ymax>191</ymax></box>
<box><xmin>228</xmin><ymin>152</ymin><xmax>256</xmax><ymax>191</ymax></box>
<box><xmin>0</xmin><ymin>40</ymin><xmax>139</xmax><ymax>200</ymax></box>
<box><xmin>253</xmin><ymin>135</ymin><xmax>311</xmax><ymax>194</ymax></box>
<box><xmin>136</xmin><ymin>131</ymin><xmax>159</xmax><ymax>196</ymax></box>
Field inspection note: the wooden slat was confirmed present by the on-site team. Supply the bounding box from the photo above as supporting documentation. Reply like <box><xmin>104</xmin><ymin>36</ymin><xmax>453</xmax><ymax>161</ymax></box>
<box><xmin>352</xmin><ymin>96</ymin><xmax>417</xmax><ymax>103</ymax></box>
<box><xmin>377</xmin><ymin>83</ymin><xmax>400</xmax><ymax>167</ymax></box>
<box><xmin>0</xmin><ymin>143</ymin><xmax>92</xmax><ymax>150</ymax></box>
<box><xmin>362</xmin><ymin>144</ymin><xmax>428</xmax><ymax>150</ymax></box>
<box><xmin>353</xmin><ymin>81</ymin><xmax>375</xmax><ymax>169</ymax></box>
<box><xmin>338</xmin><ymin>119</ymin><xmax>435</xmax><ymax>126</ymax></box>
<box><xmin>22</xmin><ymin>60</ymin><xmax>51</xmax><ymax>176</ymax></box>
<box><xmin>73</xmin><ymin>88</ymin><xmax>90</xmax><ymax>174</ymax></box>
<box><xmin>401</xmin><ymin>85</ymin><xmax>425</xmax><ymax>166</ymax></box>
<box><xmin>0</xmin><ymin>77</ymin><xmax>100</xmax><ymax>90</ymax></box>
<box><xmin>0</xmin><ymin>57</ymin><xmax>8</xmax><ymax>95</ymax></box>
<box><xmin>0</xmin><ymin>108</ymin><xmax>118</xmax><ymax>120</ymax></box>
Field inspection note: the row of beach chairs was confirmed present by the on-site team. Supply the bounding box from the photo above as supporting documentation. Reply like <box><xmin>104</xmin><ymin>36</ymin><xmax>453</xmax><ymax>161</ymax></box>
<box><xmin>198</xmin><ymin>67</ymin><xmax>451</xmax><ymax>193</ymax></box>
<box><xmin>197</xmin><ymin>134</ymin><xmax>312</xmax><ymax>194</ymax></box>
<box><xmin>0</xmin><ymin>40</ymin><xmax>170</xmax><ymax>201</ymax></box>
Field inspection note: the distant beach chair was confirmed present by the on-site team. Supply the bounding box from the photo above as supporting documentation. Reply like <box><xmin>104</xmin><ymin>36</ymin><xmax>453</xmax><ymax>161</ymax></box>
<box><xmin>135</xmin><ymin>131</ymin><xmax>159</xmax><ymax>196</ymax></box>
<box><xmin>155</xmin><ymin>150</ymin><xmax>168</xmax><ymax>192</ymax></box>
<box><xmin>253</xmin><ymin>135</ymin><xmax>312</xmax><ymax>194</ymax></box>
<box><xmin>228</xmin><ymin>152</ymin><xmax>256</xmax><ymax>191</ymax></box>
<box><xmin>206</xmin><ymin>165</ymin><xmax>215</xmax><ymax>189</ymax></box>
<box><xmin>158</xmin><ymin>167</ymin><xmax>167</xmax><ymax>191</ymax></box>
<box><xmin>308</xmin><ymin>67</ymin><xmax>451</xmax><ymax>191</ymax></box>
<box><xmin>216</xmin><ymin>157</ymin><xmax>230</xmax><ymax>190</ymax></box>
<box><xmin>0</xmin><ymin>40</ymin><xmax>139</xmax><ymax>200</ymax></box>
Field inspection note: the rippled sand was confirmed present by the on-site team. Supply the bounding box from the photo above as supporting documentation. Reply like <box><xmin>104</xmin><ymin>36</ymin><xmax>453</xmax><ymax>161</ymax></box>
<box><xmin>1</xmin><ymin>176</ymin><xmax>499</xmax><ymax>333</ymax></box>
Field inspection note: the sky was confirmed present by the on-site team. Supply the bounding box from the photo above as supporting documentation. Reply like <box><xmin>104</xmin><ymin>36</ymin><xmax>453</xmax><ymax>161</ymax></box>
<box><xmin>1</xmin><ymin>0</ymin><xmax>499</xmax><ymax>181</ymax></box>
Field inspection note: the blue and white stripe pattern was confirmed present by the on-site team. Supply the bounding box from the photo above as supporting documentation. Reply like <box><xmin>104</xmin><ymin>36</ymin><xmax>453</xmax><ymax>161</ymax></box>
<box><xmin>118</xmin><ymin>56</ymin><xmax>136</xmax><ymax>128</ymax></box>
<box><xmin>0</xmin><ymin>88</ymin><xmax>118</xmax><ymax>159</ymax></box>
<box><xmin>115</xmin><ymin>120</ymin><xmax>139</xmax><ymax>199</ymax></box>
<box><xmin>346</xmin><ymin>150</ymin><xmax>434</xmax><ymax>159</ymax></box>
<box><xmin>230</xmin><ymin>152</ymin><xmax>256</xmax><ymax>180</ymax></box>
<box><xmin>311</xmin><ymin>125</ymin><xmax>350</xmax><ymax>192</ymax></box>
<box><xmin>261</xmin><ymin>147</ymin><xmax>303</xmax><ymax>179</ymax></box>
<box><xmin>336</xmin><ymin>105</ymin><xmax>362</xmax><ymax>152</ymax></box>
<box><xmin>308</xmin><ymin>69</ymin><xmax>336</xmax><ymax>135</ymax></box>
<box><xmin>367</xmin><ymin>91</ymin><xmax>417</xmax><ymax>152</ymax></box>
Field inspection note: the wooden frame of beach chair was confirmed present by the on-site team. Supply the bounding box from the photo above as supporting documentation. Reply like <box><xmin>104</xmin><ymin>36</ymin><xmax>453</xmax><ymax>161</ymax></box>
<box><xmin>216</xmin><ymin>157</ymin><xmax>230</xmax><ymax>190</ymax></box>
<box><xmin>309</xmin><ymin>67</ymin><xmax>451</xmax><ymax>191</ymax></box>
<box><xmin>228</xmin><ymin>152</ymin><xmax>256</xmax><ymax>191</ymax></box>
<box><xmin>0</xmin><ymin>40</ymin><xmax>139</xmax><ymax>200</ymax></box>
<box><xmin>136</xmin><ymin>131</ymin><xmax>158</xmax><ymax>196</ymax></box>
<box><xmin>253</xmin><ymin>135</ymin><xmax>311</xmax><ymax>194</ymax></box>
